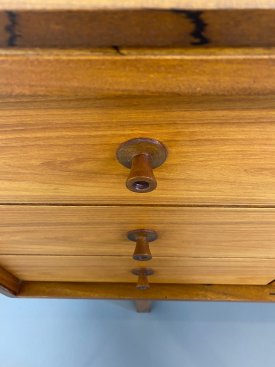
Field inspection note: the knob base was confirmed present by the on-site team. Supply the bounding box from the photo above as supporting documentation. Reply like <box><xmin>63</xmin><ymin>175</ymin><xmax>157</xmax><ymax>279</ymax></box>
<box><xmin>116</xmin><ymin>137</ymin><xmax>167</xmax><ymax>169</ymax></box>
<box><xmin>127</xmin><ymin>229</ymin><xmax>158</xmax><ymax>243</ymax></box>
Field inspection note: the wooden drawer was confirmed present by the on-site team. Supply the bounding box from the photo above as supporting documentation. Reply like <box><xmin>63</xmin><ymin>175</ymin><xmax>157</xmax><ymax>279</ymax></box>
<box><xmin>1</xmin><ymin>85</ymin><xmax>275</xmax><ymax>206</ymax></box>
<box><xmin>1</xmin><ymin>206</ymin><xmax>275</xmax><ymax>259</ymax></box>
<box><xmin>1</xmin><ymin>255</ymin><xmax>275</xmax><ymax>285</ymax></box>
<box><xmin>2</xmin><ymin>205</ymin><xmax>275</xmax><ymax>287</ymax></box>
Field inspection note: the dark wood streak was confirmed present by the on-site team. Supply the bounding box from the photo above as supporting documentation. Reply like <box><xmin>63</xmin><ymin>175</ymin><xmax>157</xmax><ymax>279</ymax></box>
<box><xmin>112</xmin><ymin>45</ymin><xmax>125</xmax><ymax>55</ymax></box>
<box><xmin>172</xmin><ymin>9</ymin><xmax>210</xmax><ymax>45</ymax></box>
<box><xmin>5</xmin><ymin>11</ymin><xmax>20</xmax><ymax>46</ymax></box>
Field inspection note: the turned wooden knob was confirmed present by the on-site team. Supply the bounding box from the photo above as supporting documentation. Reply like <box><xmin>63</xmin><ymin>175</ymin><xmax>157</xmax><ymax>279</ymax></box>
<box><xmin>132</xmin><ymin>268</ymin><xmax>154</xmax><ymax>290</ymax></box>
<box><xmin>127</xmin><ymin>229</ymin><xmax>157</xmax><ymax>261</ymax></box>
<box><xmin>116</xmin><ymin>138</ymin><xmax>167</xmax><ymax>193</ymax></box>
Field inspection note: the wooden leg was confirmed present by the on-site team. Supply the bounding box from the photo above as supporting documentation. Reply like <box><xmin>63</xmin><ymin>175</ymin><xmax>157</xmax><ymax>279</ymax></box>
<box><xmin>135</xmin><ymin>300</ymin><xmax>152</xmax><ymax>313</ymax></box>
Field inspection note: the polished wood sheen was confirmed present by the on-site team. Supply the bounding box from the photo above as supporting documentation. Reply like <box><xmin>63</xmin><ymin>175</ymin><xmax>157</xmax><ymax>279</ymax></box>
<box><xmin>1</xmin><ymin>92</ymin><xmax>275</xmax><ymax>204</ymax></box>
<box><xmin>2</xmin><ymin>206</ymin><xmax>275</xmax><ymax>258</ymax></box>
<box><xmin>1</xmin><ymin>255</ymin><xmax>275</xmax><ymax>284</ymax></box>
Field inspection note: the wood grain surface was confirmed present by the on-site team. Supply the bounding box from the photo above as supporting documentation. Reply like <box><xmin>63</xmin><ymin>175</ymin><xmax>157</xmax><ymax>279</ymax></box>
<box><xmin>17</xmin><ymin>281</ymin><xmax>275</xmax><ymax>301</ymax></box>
<box><xmin>0</xmin><ymin>94</ymin><xmax>275</xmax><ymax>205</ymax></box>
<box><xmin>1</xmin><ymin>206</ymin><xmax>275</xmax><ymax>258</ymax></box>
<box><xmin>1</xmin><ymin>48</ymin><xmax>275</xmax><ymax>97</ymax></box>
<box><xmin>1</xmin><ymin>10</ymin><xmax>275</xmax><ymax>48</ymax></box>
<box><xmin>1</xmin><ymin>255</ymin><xmax>275</xmax><ymax>284</ymax></box>
<box><xmin>0</xmin><ymin>8</ymin><xmax>274</xmax><ymax>297</ymax></box>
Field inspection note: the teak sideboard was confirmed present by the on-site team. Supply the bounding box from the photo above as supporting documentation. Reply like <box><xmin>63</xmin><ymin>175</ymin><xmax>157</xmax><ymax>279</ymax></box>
<box><xmin>1</xmin><ymin>0</ymin><xmax>275</xmax><ymax>312</ymax></box>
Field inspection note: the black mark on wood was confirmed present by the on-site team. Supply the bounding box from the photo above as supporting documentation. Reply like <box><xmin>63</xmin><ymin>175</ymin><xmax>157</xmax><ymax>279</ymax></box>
<box><xmin>5</xmin><ymin>11</ymin><xmax>20</xmax><ymax>47</ymax></box>
<box><xmin>112</xmin><ymin>45</ymin><xmax>124</xmax><ymax>55</ymax></box>
<box><xmin>172</xmin><ymin>9</ymin><xmax>209</xmax><ymax>46</ymax></box>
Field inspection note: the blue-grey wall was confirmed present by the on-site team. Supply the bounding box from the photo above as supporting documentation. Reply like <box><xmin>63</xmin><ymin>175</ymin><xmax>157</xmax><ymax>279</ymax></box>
<box><xmin>1</xmin><ymin>294</ymin><xmax>275</xmax><ymax>367</ymax></box>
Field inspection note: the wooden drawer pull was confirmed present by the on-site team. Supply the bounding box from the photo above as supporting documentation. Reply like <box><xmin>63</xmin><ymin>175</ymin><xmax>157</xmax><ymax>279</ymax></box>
<box><xmin>116</xmin><ymin>137</ymin><xmax>167</xmax><ymax>193</ymax></box>
<box><xmin>132</xmin><ymin>268</ymin><xmax>154</xmax><ymax>290</ymax></box>
<box><xmin>127</xmin><ymin>229</ymin><xmax>157</xmax><ymax>261</ymax></box>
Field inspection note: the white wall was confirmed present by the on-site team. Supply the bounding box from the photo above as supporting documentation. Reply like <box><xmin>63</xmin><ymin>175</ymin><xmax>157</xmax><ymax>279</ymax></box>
<box><xmin>1</xmin><ymin>295</ymin><xmax>275</xmax><ymax>367</ymax></box>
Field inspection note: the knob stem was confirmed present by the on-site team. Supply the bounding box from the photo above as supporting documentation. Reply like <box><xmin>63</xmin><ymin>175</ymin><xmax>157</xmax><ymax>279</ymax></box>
<box><xmin>128</xmin><ymin>229</ymin><xmax>157</xmax><ymax>261</ymax></box>
<box><xmin>133</xmin><ymin>235</ymin><xmax>152</xmax><ymax>261</ymax></box>
<box><xmin>116</xmin><ymin>138</ymin><xmax>167</xmax><ymax>193</ymax></box>
<box><xmin>127</xmin><ymin>154</ymin><xmax>156</xmax><ymax>193</ymax></box>
<box><xmin>137</xmin><ymin>274</ymin><xmax>150</xmax><ymax>290</ymax></box>
<box><xmin>132</xmin><ymin>268</ymin><xmax>154</xmax><ymax>290</ymax></box>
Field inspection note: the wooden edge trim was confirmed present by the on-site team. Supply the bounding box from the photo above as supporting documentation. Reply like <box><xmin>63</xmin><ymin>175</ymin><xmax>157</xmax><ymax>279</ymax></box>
<box><xmin>0</xmin><ymin>48</ymin><xmax>275</xmax><ymax>99</ymax></box>
<box><xmin>0</xmin><ymin>0</ymin><xmax>275</xmax><ymax>11</ymax></box>
<box><xmin>17</xmin><ymin>282</ymin><xmax>275</xmax><ymax>302</ymax></box>
<box><xmin>1</xmin><ymin>47</ymin><xmax>275</xmax><ymax>57</ymax></box>
<box><xmin>0</xmin><ymin>266</ymin><xmax>22</xmax><ymax>296</ymax></box>
<box><xmin>1</xmin><ymin>47</ymin><xmax>275</xmax><ymax>98</ymax></box>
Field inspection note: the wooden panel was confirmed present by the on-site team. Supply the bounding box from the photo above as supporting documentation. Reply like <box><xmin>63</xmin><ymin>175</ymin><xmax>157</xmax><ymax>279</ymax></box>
<box><xmin>1</xmin><ymin>48</ymin><xmax>275</xmax><ymax>97</ymax></box>
<box><xmin>2</xmin><ymin>206</ymin><xmax>275</xmax><ymax>258</ymax></box>
<box><xmin>2</xmin><ymin>10</ymin><xmax>275</xmax><ymax>48</ymax></box>
<box><xmin>1</xmin><ymin>94</ymin><xmax>275</xmax><ymax>205</ymax></box>
<box><xmin>16</xmin><ymin>281</ymin><xmax>275</xmax><ymax>301</ymax></box>
<box><xmin>1</xmin><ymin>0</ymin><xmax>275</xmax><ymax>11</ymax></box>
<box><xmin>1</xmin><ymin>255</ymin><xmax>275</xmax><ymax>284</ymax></box>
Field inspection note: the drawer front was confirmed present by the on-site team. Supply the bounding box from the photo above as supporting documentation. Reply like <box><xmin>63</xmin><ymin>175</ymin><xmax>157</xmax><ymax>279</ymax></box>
<box><xmin>1</xmin><ymin>255</ymin><xmax>274</xmax><ymax>285</ymax></box>
<box><xmin>1</xmin><ymin>97</ymin><xmax>275</xmax><ymax>205</ymax></box>
<box><xmin>1</xmin><ymin>206</ymin><xmax>275</xmax><ymax>259</ymax></box>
